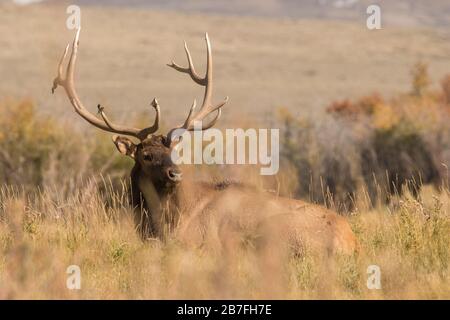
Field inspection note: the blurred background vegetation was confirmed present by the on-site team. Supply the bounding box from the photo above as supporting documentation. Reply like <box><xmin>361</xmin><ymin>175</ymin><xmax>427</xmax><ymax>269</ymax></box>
<box><xmin>279</xmin><ymin>63</ymin><xmax>450</xmax><ymax>211</ymax></box>
<box><xmin>0</xmin><ymin>99</ymin><xmax>131</xmax><ymax>195</ymax></box>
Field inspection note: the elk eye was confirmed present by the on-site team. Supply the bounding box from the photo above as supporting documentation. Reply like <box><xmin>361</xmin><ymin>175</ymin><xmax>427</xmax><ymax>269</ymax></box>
<box><xmin>143</xmin><ymin>154</ymin><xmax>153</xmax><ymax>162</ymax></box>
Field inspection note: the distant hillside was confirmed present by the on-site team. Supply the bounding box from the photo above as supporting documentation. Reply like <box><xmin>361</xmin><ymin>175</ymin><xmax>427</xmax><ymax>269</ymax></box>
<box><xmin>23</xmin><ymin>0</ymin><xmax>450</xmax><ymax>28</ymax></box>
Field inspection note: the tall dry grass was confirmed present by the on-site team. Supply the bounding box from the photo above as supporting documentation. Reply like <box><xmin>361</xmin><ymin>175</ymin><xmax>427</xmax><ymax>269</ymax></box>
<box><xmin>0</xmin><ymin>183</ymin><xmax>448</xmax><ymax>299</ymax></box>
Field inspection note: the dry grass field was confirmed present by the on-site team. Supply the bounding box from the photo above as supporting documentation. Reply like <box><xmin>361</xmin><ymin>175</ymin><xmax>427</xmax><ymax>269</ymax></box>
<box><xmin>0</xmin><ymin>2</ymin><xmax>449</xmax><ymax>300</ymax></box>
<box><xmin>0</xmin><ymin>182</ymin><xmax>448</xmax><ymax>299</ymax></box>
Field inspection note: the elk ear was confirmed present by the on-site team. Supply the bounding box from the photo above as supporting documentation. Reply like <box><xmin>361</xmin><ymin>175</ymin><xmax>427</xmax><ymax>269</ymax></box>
<box><xmin>112</xmin><ymin>135</ymin><xmax>137</xmax><ymax>159</ymax></box>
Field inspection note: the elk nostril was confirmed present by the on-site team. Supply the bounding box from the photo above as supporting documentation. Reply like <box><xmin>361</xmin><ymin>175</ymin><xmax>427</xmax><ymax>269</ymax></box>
<box><xmin>167</xmin><ymin>169</ymin><xmax>183</xmax><ymax>182</ymax></box>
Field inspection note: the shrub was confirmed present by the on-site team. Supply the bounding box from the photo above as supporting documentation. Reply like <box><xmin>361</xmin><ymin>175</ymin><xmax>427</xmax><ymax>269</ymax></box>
<box><xmin>411</xmin><ymin>61</ymin><xmax>430</xmax><ymax>97</ymax></box>
<box><xmin>326</xmin><ymin>93</ymin><xmax>384</xmax><ymax>119</ymax></box>
<box><xmin>280</xmin><ymin>66</ymin><xmax>450</xmax><ymax>210</ymax></box>
<box><xmin>0</xmin><ymin>99</ymin><xmax>131</xmax><ymax>192</ymax></box>
<box><xmin>361</xmin><ymin>124</ymin><xmax>441</xmax><ymax>204</ymax></box>
<box><xmin>441</xmin><ymin>74</ymin><xmax>450</xmax><ymax>105</ymax></box>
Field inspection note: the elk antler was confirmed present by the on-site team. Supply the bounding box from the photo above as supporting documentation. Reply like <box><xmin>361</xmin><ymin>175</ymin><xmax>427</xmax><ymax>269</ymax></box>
<box><xmin>52</xmin><ymin>28</ymin><xmax>160</xmax><ymax>141</ymax></box>
<box><xmin>166</xmin><ymin>33</ymin><xmax>228</xmax><ymax>145</ymax></box>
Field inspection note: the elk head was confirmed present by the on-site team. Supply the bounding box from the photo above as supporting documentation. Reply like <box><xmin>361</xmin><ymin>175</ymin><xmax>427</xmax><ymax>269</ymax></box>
<box><xmin>52</xmin><ymin>29</ymin><xmax>228</xmax><ymax>190</ymax></box>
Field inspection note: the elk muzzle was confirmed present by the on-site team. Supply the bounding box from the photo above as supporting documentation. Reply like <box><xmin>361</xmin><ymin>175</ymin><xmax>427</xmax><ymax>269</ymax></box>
<box><xmin>167</xmin><ymin>168</ymin><xmax>183</xmax><ymax>182</ymax></box>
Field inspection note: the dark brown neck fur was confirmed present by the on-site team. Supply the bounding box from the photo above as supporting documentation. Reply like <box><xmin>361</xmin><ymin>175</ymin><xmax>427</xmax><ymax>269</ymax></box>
<box><xmin>130</xmin><ymin>163</ymin><xmax>181</xmax><ymax>239</ymax></box>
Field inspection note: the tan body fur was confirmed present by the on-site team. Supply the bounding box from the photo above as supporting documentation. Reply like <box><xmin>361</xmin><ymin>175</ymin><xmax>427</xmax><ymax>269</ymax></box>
<box><xmin>173</xmin><ymin>182</ymin><xmax>358</xmax><ymax>255</ymax></box>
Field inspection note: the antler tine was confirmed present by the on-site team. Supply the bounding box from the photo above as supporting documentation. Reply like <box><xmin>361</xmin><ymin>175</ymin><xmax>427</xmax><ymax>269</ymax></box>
<box><xmin>202</xmin><ymin>108</ymin><xmax>222</xmax><ymax>130</ymax></box>
<box><xmin>52</xmin><ymin>43</ymin><xmax>69</xmax><ymax>94</ymax></box>
<box><xmin>52</xmin><ymin>28</ymin><xmax>160</xmax><ymax>141</ymax></box>
<box><xmin>181</xmin><ymin>99</ymin><xmax>197</xmax><ymax>128</ymax></box>
<box><xmin>145</xmin><ymin>98</ymin><xmax>161</xmax><ymax>135</ymax></box>
<box><xmin>167</xmin><ymin>33</ymin><xmax>228</xmax><ymax>144</ymax></box>
<box><xmin>97</xmin><ymin>98</ymin><xmax>160</xmax><ymax>139</ymax></box>
<box><xmin>66</xmin><ymin>27</ymin><xmax>81</xmax><ymax>87</ymax></box>
<box><xmin>167</xmin><ymin>42</ymin><xmax>205</xmax><ymax>85</ymax></box>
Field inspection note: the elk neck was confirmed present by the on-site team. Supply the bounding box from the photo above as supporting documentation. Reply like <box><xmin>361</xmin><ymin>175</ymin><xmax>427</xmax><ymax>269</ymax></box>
<box><xmin>130</xmin><ymin>163</ymin><xmax>181</xmax><ymax>212</ymax></box>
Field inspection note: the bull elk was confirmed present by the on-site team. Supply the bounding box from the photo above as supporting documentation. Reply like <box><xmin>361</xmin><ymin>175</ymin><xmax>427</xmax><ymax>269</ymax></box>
<box><xmin>52</xmin><ymin>29</ymin><xmax>358</xmax><ymax>255</ymax></box>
